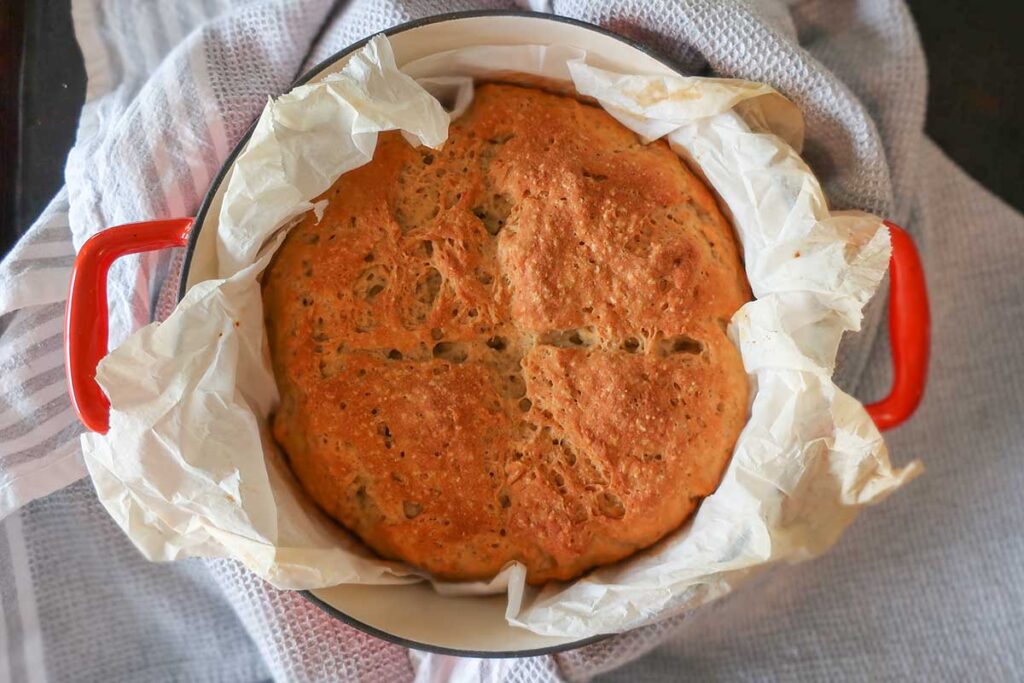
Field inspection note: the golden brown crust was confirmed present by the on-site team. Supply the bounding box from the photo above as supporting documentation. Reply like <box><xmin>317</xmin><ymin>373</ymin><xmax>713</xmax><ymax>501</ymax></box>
<box><xmin>262</xmin><ymin>83</ymin><xmax>751</xmax><ymax>584</ymax></box>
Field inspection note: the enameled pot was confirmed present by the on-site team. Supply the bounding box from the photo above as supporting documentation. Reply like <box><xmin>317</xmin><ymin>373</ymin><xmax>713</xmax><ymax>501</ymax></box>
<box><xmin>63</xmin><ymin>10</ymin><xmax>930</xmax><ymax>657</ymax></box>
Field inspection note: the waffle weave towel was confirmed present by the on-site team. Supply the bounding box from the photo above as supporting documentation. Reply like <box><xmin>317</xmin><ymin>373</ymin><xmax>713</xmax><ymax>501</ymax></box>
<box><xmin>1</xmin><ymin>1</ymin><xmax>1022</xmax><ymax>680</ymax></box>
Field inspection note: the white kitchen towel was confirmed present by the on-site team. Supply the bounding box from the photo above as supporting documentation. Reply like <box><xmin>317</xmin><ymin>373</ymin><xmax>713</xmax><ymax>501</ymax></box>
<box><xmin>1</xmin><ymin>0</ymin><xmax>1022</xmax><ymax>681</ymax></box>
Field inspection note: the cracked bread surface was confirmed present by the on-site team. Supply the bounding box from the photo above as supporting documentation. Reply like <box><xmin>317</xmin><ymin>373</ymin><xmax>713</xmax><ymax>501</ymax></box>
<box><xmin>262</xmin><ymin>83</ymin><xmax>752</xmax><ymax>584</ymax></box>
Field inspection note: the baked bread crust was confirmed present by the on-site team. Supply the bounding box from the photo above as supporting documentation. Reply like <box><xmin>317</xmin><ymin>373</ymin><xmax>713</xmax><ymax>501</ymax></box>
<box><xmin>262</xmin><ymin>83</ymin><xmax>751</xmax><ymax>584</ymax></box>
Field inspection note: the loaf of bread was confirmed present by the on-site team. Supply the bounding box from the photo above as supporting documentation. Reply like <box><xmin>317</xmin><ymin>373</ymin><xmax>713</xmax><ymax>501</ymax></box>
<box><xmin>262</xmin><ymin>83</ymin><xmax>751</xmax><ymax>584</ymax></box>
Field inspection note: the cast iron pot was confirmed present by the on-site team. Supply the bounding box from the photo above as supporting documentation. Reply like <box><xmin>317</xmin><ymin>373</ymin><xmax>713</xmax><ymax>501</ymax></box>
<box><xmin>63</xmin><ymin>10</ymin><xmax>930</xmax><ymax>657</ymax></box>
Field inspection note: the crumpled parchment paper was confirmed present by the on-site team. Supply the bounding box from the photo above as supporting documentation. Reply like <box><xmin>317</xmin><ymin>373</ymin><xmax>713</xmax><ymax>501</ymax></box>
<box><xmin>81</xmin><ymin>35</ymin><xmax>921</xmax><ymax>638</ymax></box>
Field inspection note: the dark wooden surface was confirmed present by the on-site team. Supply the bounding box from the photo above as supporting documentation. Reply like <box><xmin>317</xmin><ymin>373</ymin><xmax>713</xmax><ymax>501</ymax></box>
<box><xmin>909</xmin><ymin>0</ymin><xmax>1024</xmax><ymax>210</ymax></box>
<box><xmin>1</xmin><ymin>1</ymin><xmax>1021</xmax><ymax>259</ymax></box>
<box><xmin>2</xmin><ymin>0</ymin><xmax>85</xmax><ymax>255</ymax></box>
<box><xmin>1</xmin><ymin>0</ymin><xmax>27</xmax><ymax>252</ymax></box>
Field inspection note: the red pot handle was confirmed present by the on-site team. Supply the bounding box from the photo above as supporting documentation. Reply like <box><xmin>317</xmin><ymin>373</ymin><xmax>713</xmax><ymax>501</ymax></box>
<box><xmin>864</xmin><ymin>222</ymin><xmax>930</xmax><ymax>431</ymax></box>
<box><xmin>64</xmin><ymin>218</ymin><xmax>194</xmax><ymax>434</ymax></box>
<box><xmin>64</xmin><ymin>218</ymin><xmax>927</xmax><ymax>435</ymax></box>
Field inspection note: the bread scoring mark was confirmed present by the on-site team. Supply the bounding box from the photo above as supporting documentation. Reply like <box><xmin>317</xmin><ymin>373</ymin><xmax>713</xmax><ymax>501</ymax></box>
<box><xmin>621</xmin><ymin>337</ymin><xmax>642</xmax><ymax>353</ymax></box>
<box><xmin>472</xmin><ymin>193</ymin><xmax>512</xmax><ymax>236</ymax></box>
<box><xmin>656</xmin><ymin>335</ymin><xmax>704</xmax><ymax>357</ymax></box>
<box><xmin>355</xmin><ymin>266</ymin><xmax>388</xmax><ymax>302</ymax></box>
<box><xmin>537</xmin><ymin>327</ymin><xmax>596</xmax><ymax>348</ymax></box>
<box><xmin>406</xmin><ymin>267</ymin><xmax>442</xmax><ymax>325</ymax></box>
<box><xmin>376</xmin><ymin>422</ymin><xmax>393</xmax><ymax>449</ymax></box>
<box><xmin>431</xmin><ymin>341</ymin><xmax>468</xmax><ymax>364</ymax></box>
<box><xmin>444</xmin><ymin>190</ymin><xmax>464</xmax><ymax>210</ymax></box>
<box><xmin>487</xmin><ymin>132</ymin><xmax>515</xmax><ymax>145</ymax></box>
<box><xmin>597</xmin><ymin>491</ymin><xmax>626</xmax><ymax>519</ymax></box>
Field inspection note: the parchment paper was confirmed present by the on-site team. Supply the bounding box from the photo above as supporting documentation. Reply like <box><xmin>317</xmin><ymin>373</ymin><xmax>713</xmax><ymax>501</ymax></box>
<box><xmin>81</xmin><ymin>35</ymin><xmax>921</xmax><ymax>638</ymax></box>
